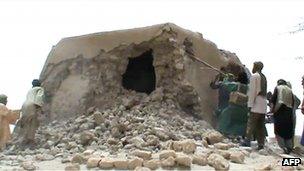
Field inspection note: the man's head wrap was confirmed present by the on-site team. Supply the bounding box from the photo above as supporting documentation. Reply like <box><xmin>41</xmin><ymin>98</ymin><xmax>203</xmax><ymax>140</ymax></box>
<box><xmin>277</xmin><ymin>79</ymin><xmax>287</xmax><ymax>86</ymax></box>
<box><xmin>32</xmin><ymin>79</ymin><xmax>41</xmax><ymax>87</ymax></box>
<box><xmin>286</xmin><ymin>81</ymin><xmax>292</xmax><ymax>89</ymax></box>
<box><xmin>266</xmin><ymin>91</ymin><xmax>273</xmax><ymax>100</ymax></box>
<box><xmin>0</xmin><ymin>94</ymin><xmax>8</xmax><ymax>104</ymax></box>
<box><xmin>254</xmin><ymin>61</ymin><xmax>264</xmax><ymax>71</ymax></box>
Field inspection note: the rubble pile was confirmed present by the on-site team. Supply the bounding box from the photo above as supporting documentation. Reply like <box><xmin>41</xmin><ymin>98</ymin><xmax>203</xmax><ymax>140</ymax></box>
<box><xmin>30</xmin><ymin>87</ymin><xmax>211</xmax><ymax>153</ymax></box>
<box><xmin>2</xmin><ymin>87</ymin><xmax>291</xmax><ymax>171</ymax></box>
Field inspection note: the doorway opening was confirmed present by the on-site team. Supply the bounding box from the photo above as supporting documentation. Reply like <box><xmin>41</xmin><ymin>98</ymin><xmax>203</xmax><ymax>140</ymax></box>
<box><xmin>122</xmin><ymin>49</ymin><xmax>156</xmax><ymax>94</ymax></box>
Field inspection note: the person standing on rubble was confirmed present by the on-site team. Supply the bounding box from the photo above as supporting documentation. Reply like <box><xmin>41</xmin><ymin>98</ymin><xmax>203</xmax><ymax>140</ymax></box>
<box><xmin>217</xmin><ymin>71</ymin><xmax>249</xmax><ymax>139</ymax></box>
<box><xmin>271</xmin><ymin>79</ymin><xmax>295</xmax><ymax>154</ymax></box>
<box><xmin>210</xmin><ymin>67</ymin><xmax>229</xmax><ymax>115</ymax></box>
<box><xmin>210</xmin><ymin>71</ymin><xmax>235</xmax><ymax>118</ymax></box>
<box><xmin>15</xmin><ymin>79</ymin><xmax>44</xmax><ymax>147</ymax></box>
<box><xmin>286</xmin><ymin>81</ymin><xmax>301</xmax><ymax>148</ymax></box>
<box><xmin>300</xmin><ymin>75</ymin><xmax>304</xmax><ymax>146</ymax></box>
<box><xmin>241</xmin><ymin>61</ymin><xmax>267</xmax><ymax>150</ymax></box>
<box><xmin>0</xmin><ymin>94</ymin><xmax>20</xmax><ymax>150</ymax></box>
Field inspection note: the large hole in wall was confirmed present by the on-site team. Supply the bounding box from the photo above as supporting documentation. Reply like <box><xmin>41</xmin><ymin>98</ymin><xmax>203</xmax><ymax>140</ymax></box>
<box><xmin>122</xmin><ymin>49</ymin><xmax>156</xmax><ymax>94</ymax></box>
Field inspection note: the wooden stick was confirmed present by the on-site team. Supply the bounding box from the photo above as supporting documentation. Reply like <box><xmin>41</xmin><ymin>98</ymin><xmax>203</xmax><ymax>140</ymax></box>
<box><xmin>188</xmin><ymin>53</ymin><xmax>224</xmax><ymax>74</ymax></box>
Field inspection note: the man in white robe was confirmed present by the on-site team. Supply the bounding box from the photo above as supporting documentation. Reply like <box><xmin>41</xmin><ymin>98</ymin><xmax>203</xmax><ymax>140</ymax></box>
<box><xmin>241</xmin><ymin>61</ymin><xmax>267</xmax><ymax>150</ymax></box>
<box><xmin>14</xmin><ymin>79</ymin><xmax>44</xmax><ymax>147</ymax></box>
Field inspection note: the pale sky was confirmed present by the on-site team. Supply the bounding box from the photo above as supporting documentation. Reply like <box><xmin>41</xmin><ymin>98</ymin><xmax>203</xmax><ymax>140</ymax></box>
<box><xmin>0</xmin><ymin>0</ymin><xmax>303</xmax><ymax>136</ymax></box>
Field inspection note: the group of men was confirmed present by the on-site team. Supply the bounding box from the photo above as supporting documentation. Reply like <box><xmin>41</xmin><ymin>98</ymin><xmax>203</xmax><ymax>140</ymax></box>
<box><xmin>0</xmin><ymin>79</ymin><xmax>44</xmax><ymax>150</ymax></box>
<box><xmin>211</xmin><ymin>61</ymin><xmax>304</xmax><ymax>154</ymax></box>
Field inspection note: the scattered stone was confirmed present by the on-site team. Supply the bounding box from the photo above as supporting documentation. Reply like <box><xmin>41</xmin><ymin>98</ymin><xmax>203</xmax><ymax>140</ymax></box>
<box><xmin>129</xmin><ymin>137</ymin><xmax>145</xmax><ymax>148</ymax></box>
<box><xmin>254</xmin><ymin>163</ymin><xmax>272</xmax><ymax>171</ymax></box>
<box><xmin>21</xmin><ymin>161</ymin><xmax>36</xmax><ymax>170</ymax></box>
<box><xmin>62</xmin><ymin>157</ymin><xmax>71</xmax><ymax>163</ymax></box>
<box><xmin>43</xmin><ymin>140</ymin><xmax>54</xmax><ymax>149</ymax></box>
<box><xmin>132</xmin><ymin>150</ymin><xmax>152</xmax><ymax>160</ymax></box>
<box><xmin>111</xmin><ymin>127</ymin><xmax>121</xmax><ymax>138</ymax></box>
<box><xmin>65</xmin><ymin>164</ymin><xmax>80</xmax><ymax>171</ymax></box>
<box><xmin>172</xmin><ymin>141</ymin><xmax>183</xmax><ymax>152</ymax></box>
<box><xmin>182</xmin><ymin>139</ymin><xmax>197</xmax><ymax>154</ymax></box>
<box><xmin>150</xmin><ymin>88</ymin><xmax>164</xmax><ymax>101</ymax></box>
<box><xmin>87</xmin><ymin>157</ymin><xmax>102</xmax><ymax>168</ymax></box>
<box><xmin>207</xmin><ymin>153</ymin><xmax>229</xmax><ymax>171</ymax></box>
<box><xmin>152</xmin><ymin>128</ymin><xmax>170</xmax><ymax>141</ymax></box>
<box><xmin>159</xmin><ymin>150</ymin><xmax>176</xmax><ymax>159</ymax></box>
<box><xmin>71</xmin><ymin>154</ymin><xmax>85</xmax><ymax>164</ymax></box>
<box><xmin>107</xmin><ymin>138</ymin><xmax>119</xmax><ymax>145</ymax></box>
<box><xmin>192</xmin><ymin>153</ymin><xmax>207</xmax><ymax>166</ymax></box>
<box><xmin>93</xmin><ymin>111</ymin><xmax>104</xmax><ymax>124</ymax></box>
<box><xmin>87</xmin><ymin>106</ymin><xmax>96</xmax><ymax>115</ymax></box>
<box><xmin>122</xmin><ymin>97</ymin><xmax>137</xmax><ymax>109</ymax></box>
<box><xmin>35</xmin><ymin>154</ymin><xmax>55</xmax><ymax>161</ymax></box>
<box><xmin>214</xmin><ymin>142</ymin><xmax>230</xmax><ymax>150</ymax></box>
<box><xmin>67</xmin><ymin>142</ymin><xmax>78</xmax><ymax>150</ymax></box>
<box><xmin>99</xmin><ymin>158</ymin><xmax>114</xmax><ymax>169</ymax></box>
<box><xmin>217</xmin><ymin>150</ymin><xmax>231</xmax><ymax>160</ymax></box>
<box><xmin>128</xmin><ymin>157</ymin><xmax>144</xmax><ymax>170</ymax></box>
<box><xmin>175</xmin><ymin>154</ymin><xmax>192</xmax><ymax>167</ymax></box>
<box><xmin>204</xmin><ymin>131</ymin><xmax>223</xmax><ymax>145</ymax></box>
<box><xmin>49</xmin><ymin>147</ymin><xmax>61</xmax><ymax>156</ymax></box>
<box><xmin>202</xmin><ymin>139</ymin><xmax>209</xmax><ymax>148</ymax></box>
<box><xmin>82</xmin><ymin>149</ymin><xmax>94</xmax><ymax>156</ymax></box>
<box><xmin>134</xmin><ymin>166</ymin><xmax>152</xmax><ymax>171</ymax></box>
<box><xmin>161</xmin><ymin>156</ymin><xmax>175</xmax><ymax>167</ymax></box>
<box><xmin>230</xmin><ymin>151</ymin><xmax>245</xmax><ymax>164</ymax></box>
<box><xmin>80</xmin><ymin>131</ymin><xmax>95</xmax><ymax>146</ymax></box>
<box><xmin>145</xmin><ymin>135</ymin><xmax>160</xmax><ymax>146</ymax></box>
<box><xmin>143</xmin><ymin>159</ymin><xmax>160</xmax><ymax>170</ymax></box>
<box><xmin>113</xmin><ymin>159</ymin><xmax>129</xmax><ymax>170</ymax></box>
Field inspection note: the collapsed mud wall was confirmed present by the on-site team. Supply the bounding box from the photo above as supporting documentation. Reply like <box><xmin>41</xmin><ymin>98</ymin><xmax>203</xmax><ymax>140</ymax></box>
<box><xmin>40</xmin><ymin>23</ymin><xmax>242</xmax><ymax>125</ymax></box>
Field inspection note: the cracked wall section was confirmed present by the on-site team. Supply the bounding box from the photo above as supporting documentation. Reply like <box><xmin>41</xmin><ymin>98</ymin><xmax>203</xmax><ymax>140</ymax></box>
<box><xmin>40</xmin><ymin>31</ymin><xmax>202</xmax><ymax>121</ymax></box>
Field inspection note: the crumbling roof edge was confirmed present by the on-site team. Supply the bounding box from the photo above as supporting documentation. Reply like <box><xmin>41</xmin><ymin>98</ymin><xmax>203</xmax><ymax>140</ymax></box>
<box><xmin>58</xmin><ymin>23</ymin><xmax>177</xmax><ymax>43</ymax></box>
